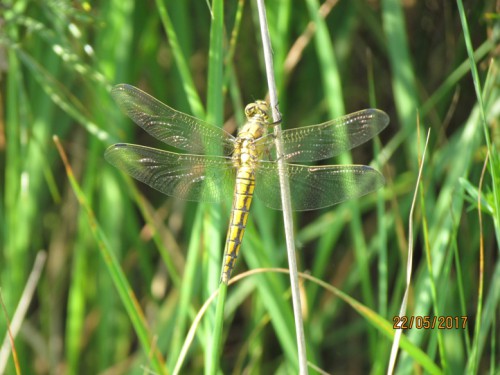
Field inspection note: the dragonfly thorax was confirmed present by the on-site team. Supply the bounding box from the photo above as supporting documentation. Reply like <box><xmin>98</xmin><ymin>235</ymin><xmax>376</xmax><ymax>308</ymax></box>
<box><xmin>233</xmin><ymin>136</ymin><xmax>261</xmax><ymax>168</ymax></box>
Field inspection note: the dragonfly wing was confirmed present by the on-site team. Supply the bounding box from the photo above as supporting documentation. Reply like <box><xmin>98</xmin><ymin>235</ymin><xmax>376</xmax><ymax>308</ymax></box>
<box><xmin>255</xmin><ymin>162</ymin><xmax>384</xmax><ymax>211</ymax></box>
<box><xmin>105</xmin><ymin>144</ymin><xmax>236</xmax><ymax>203</ymax></box>
<box><xmin>262</xmin><ymin>109</ymin><xmax>389</xmax><ymax>162</ymax></box>
<box><xmin>111</xmin><ymin>84</ymin><xmax>235</xmax><ymax>155</ymax></box>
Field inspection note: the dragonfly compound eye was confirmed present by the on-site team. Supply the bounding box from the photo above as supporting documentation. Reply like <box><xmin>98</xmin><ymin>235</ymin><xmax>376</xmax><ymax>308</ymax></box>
<box><xmin>245</xmin><ymin>100</ymin><xmax>270</xmax><ymax>121</ymax></box>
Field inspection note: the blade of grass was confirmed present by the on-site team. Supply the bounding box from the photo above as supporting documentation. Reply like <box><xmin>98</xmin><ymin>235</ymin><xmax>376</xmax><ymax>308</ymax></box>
<box><xmin>367</xmin><ymin>48</ymin><xmax>389</xmax><ymax>318</ymax></box>
<box><xmin>92</xmin><ymin>2</ymin><xmax>139</xmax><ymax>364</ymax></box>
<box><xmin>420</xmin><ymin>39</ymin><xmax>494</xmax><ymax>117</ymax></box>
<box><xmin>65</xmin><ymin>210</ymin><xmax>92</xmax><ymax>374</ymax></box>
<box><xmin>3</xmin><ymin>10</ymin><xmax>25</xmax><ymax>326</ymax></box>
<box><xmin>53</xmin><ymin>136</ymin><xmax>167</xmax><ymax>375</ymax></box>
<box><xmin>474</xmin><ymin>150</ymin><xmax>488</xmax><ymax>373</ymax></box>
<box><xmin>387</xmin><ymin>128</ymin><xmax>430</xmax><ymax>374</ymax></box>
<box><xmin>235</xmin><ymin>268</ymin><xmax>444</xmax><ymax>375</ymax></box>
<box><xmin>0</xmin><ymin>291</ymin><xmax>21</xmax><ymax>375</ymax></box>
<box><xmin>0</xmin><ymin>251</ymin><xmax>46</xmax><ymax>374</ymax></box>
<box><xmin>381</xmin><ymin>0</ymin><xmax>419</xmax><ymax>151</ymax></box>
<box><xmin>467</xmin><ymin>60</ymin><xmax>500</xmax><ymax>372</ymax></box>
<box><xmin>15</xmin><ymin>48</ymin><xmax>110</xmax><ymax>141</ymax></box>
<box><xmin>167</xmin><ymin>204</ymin><xmax>204</xmax><ymax>371</ymax></box>
<box><xmin>305</xmin><ymin>0</ymin><xmax>376</xmax><ymax>308</ymax></box>
<box><xmin>208</xmin><ymin>282</ymin><xmax>228</xmax><ymax>375</ymax></box>
<box><xmin>304</xmin><ymin>0</ymin><xmax>380</xmax><ymax>364</ymax></box>
<box><xmin>456</xmin><ymin>0</ymin><xmax>498</xmax><ymax>169</ymax></box>
<box><xmin>174</xmin><ymin>277</ymin><xmax>230</xmax><ymax>375</ymax></box>
<box><xmin>205</xmin><ymin>1</ymin><xmax>226</xmax><ymax>374</ymax></box>
<box><xmin>242</xmin><ymin>222</ymin><xmax>301</xmax><ymax>370</ymax></box>
<box><xmin>297</xmin><ymin>271</ymin><xmax>442</xmax><ymax>375</ymax></box>
<box><xmin>398</xmin><ymin>98</ymin><xmax>485</xmax><ymax>373</ymax></box>
<box><xmin>420</xmin><ymin>122</ymin><xmax>453</xmax><ymax>372</ymax></box>
<box><xmin>155</xmin><ymin>0</ymin><xmax>205</xmax><ymax>119</ymax></box>
<box><xmin>368</xmin><ymin>49</ymin><xmax>390</xmax><ymax>373</ymax></box>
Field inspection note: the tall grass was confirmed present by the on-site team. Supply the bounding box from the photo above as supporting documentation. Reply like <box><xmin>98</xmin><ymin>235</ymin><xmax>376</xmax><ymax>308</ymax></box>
<box><xmin>1</xmin><ymin>1</ymin><xmax>498</xmax><ymax>374</ymax></box>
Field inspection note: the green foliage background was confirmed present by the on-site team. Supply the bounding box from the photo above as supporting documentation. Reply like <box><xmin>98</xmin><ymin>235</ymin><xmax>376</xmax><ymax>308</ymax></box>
<box><xmin>1</xmin><ymin>0</ymin><xmax>499</xmax><ymax>374</ymax></box>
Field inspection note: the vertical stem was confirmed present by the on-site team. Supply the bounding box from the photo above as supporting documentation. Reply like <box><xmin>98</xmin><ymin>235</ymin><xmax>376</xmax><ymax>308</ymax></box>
<box><xmin>206</xmin><ymin>0</ymin><xmax>225</xmax><ymax>372</ymax></box>
<box><xmin>255</xmin><ymin>1</ymin><xmax>308</xmax><ymax>374</ymax></box>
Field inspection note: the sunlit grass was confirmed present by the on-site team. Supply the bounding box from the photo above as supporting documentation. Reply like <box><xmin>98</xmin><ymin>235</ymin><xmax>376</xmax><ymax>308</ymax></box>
<box><xmin>1</xmin><ymin>1</ymin><xmax>498</xmax><ymax>374</ymax></box>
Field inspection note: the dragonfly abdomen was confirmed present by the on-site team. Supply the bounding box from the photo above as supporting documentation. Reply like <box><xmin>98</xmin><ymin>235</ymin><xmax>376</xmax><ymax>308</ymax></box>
<box><xmin>221</xmin><ymin>167</ymin><xmax>256</xmax><ymax>284</ymax></box>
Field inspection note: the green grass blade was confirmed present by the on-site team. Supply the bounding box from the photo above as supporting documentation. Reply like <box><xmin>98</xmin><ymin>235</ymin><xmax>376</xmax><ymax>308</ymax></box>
<box><xmin>54</xmin><ymin>137</ymin><xmax>168</xmax><ymax>375</ymax></box>
<box><xmin>381</xmin><ymin>0</ymin><xmax>419</xmax><ymax>141</ymax></box>
<box><xmin>205</xmin><ymin>1</ymin><xmax>225</xmax><ymax>373</ymax></box>
<box><xmin>456</xmin><ymin>2</ymin><xmax>499</xmax><ymax>373</ymax></box>
<box><xmin>155</xmin><ymin>0</ymin><xmax>205</xmax><ymax>119</ymax></box>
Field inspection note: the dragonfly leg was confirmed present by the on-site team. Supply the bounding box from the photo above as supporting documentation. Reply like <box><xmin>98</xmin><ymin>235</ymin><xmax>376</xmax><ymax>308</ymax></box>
<box><xmin>268</xmin><ymin>105</ymin><xmax>282</xmax><ymax>126</ymax></box>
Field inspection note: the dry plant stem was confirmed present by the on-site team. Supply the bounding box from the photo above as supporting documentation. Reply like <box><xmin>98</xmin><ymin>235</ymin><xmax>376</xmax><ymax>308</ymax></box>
<box><xmin>473</xmin><ymin>150</ymin><xmax>487</xmax><ymax>370</ymax></box>
<box><xmin>255</xmin><ymin>1</ymin><xmax>308</xmax><ymax>374</ymax></box>
<box><xmin>0</xmin><ymin>251</ymin><xmax>47</xmax><ymax>373</ymax></box>
<box><xmin>387</xmin><ymin>129</ymin><xmax>431</xmax><ymax>375</ymax></box>
<box><xmin>284</xmin><ymin>0</ymin><xmax>339</xmax><ymax>74</ymax></box>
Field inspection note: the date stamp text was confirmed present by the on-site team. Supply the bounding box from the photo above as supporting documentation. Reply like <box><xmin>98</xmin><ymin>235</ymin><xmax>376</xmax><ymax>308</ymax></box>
<box><xmin>393</xmin><ymin>316</ymin><xmax>468</xmax><ymax>330</ymax></box>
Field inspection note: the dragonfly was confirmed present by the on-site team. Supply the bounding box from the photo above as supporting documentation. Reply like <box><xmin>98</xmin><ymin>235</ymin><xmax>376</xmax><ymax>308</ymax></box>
<box><xmin>105</xmin><ymin>84</ymin><xmax>389</xmax><ymax>284</ymax></box>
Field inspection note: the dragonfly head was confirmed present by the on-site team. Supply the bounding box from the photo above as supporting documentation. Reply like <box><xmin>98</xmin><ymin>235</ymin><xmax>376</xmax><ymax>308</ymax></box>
<box><xmin>244</xmin><ymin>100</ymin><xmax>270</xmax><ymax>122</ymax></box>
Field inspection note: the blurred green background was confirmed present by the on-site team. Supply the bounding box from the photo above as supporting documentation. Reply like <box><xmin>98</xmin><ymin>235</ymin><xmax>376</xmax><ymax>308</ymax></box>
<box><xmin>1</xmin><ymin>0</ymin><xmax>499</xmax><ymax>374</ymax></box>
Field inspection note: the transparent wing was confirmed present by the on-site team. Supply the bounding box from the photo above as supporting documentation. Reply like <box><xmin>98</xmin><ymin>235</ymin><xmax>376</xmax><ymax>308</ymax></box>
<box><xmin>260</xmin><ymin>109</ymin><xmax>389</xmax><ymax>162</ymax></box>
<box><xmin>111</xmin><ymin>84</ymin><xmax>235</xmax><ymax>155</ymax></box>
<box><xmin>254</xmin><ymin>161</ymin><xmax>384</xmax><ymax>211</ymax></box>
<box><xmin>105</xmin><ymin>144</ymin><xmax>236</xmax><ymax>203</ymax></box>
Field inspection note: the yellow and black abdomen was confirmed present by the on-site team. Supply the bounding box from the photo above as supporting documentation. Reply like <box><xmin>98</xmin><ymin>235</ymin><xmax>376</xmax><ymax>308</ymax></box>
<box><xmin>221</xmin><ymin>166</ymin><xmax>256</xmax><ymax>284</ymax></box>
